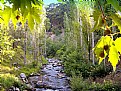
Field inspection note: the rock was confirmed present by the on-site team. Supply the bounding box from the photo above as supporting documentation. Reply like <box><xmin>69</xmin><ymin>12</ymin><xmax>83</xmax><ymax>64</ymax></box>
<box><xmin>57</xmin><ymin>63</ymin><xmax>62</xmax><ymax>66</ymax></box>
<box><xmin>29</xmin><ymin>73</ymin><xmax>40</xmax><ymax>77</ymax></box>
<box><xmin>66</xmin><ymin>77</ymin><xmax>70</xmax><ymax>81</ymax></box>
<box><xmin>15</xmin><ymin>87</ymin><xmax>20</xmax><ymax>91</ymax></box>
<box><xmin>52</xmin><ymin>63</ymin><xmax>57</xmax><ymax>67</ymax></box>
<box><xmin>28</xmin><ymin>76</ymin><xmax>42</xmax><ymax>87</ymax></box>
<box><xmin>8</xmin><ymin>86</ymin><xmax>20</xmax><ymax>91</ymax></box>
<box><xmin>20</xmin><ymin>73</ymin><xmax>29</xmax><ymax>83</ymax></box>
<box><xmin>26</xmin><ymin>84</ymin><xmax>33</xmax><ymax>89</ymax></box>
<box><xmin>36</xmin><ymin>81</ymin><xmax>43</xmax><ymax>87</ymax></box>
<box><xmin>57</xmin><ymin>73</ymin><xmax>66</xmax><ymax>78</ymax></box>
<box><xmin>20</xmin><ymin>73</ymin><xmax>26</xmax><ymax>78</ymax></box>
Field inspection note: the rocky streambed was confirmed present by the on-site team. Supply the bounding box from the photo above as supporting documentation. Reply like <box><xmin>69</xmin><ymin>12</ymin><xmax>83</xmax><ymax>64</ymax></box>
<box><xmin>27</xmin><ymin>58</ymin><xmax>71</xmax><ymax>91</ymax></box>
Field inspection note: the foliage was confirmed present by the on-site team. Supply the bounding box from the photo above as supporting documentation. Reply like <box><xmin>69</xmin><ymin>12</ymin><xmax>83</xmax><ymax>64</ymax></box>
<box><xmin>57</xmin><ymin>46</ymin><xmax>113</xmax><ymax>78</ymax></box>
<box><xmin>0</xmin><ymin>0</ymin><xmax>43</xmax><ymax>30</ymax></box>
<box><xmin>46</xmin><ymin>38</ymin><xmax>63</xmax><ymax>58</ymax></box>
<box><xmin>14</xmin><ymin>61</ymin><xmax>41</xmax><ymax>76</ymax></box>
<box><xmin>70</xmin><ymin>74</ymin><xmax>89</xmax><ymax>91</ymax></box>
<box><xmin>91</xmin><ymin>63</ymin><xmax>113</xmax><ymax>78</ymax></box>
<box><xmin>0</xmin><ymin>29</ymin><xmax>14</xmax><ymax>64</ymax></box>
<box><xmin>58</xmin><ymin>0</ymin><xmax>121</xmax><ymax>71</ymax></box>
<box><xmin>0</xmin><ymin>65</ymin><xmax>13</xmax><ymax>74</ymax></box>
<box><xmin>70</xmin><ymin>74</ymin><xmax>121</xmax><ymax>91</ymax></box>
<box><xmin>0</xmin><ymin>73</ymin><xmax>27</xmax><ymax>90</ymax></box>
<box><xmin>41</xmin><ymin>55</ymin><xmax>48</xmax><ymax>64</ymax></box>
<box><xmin>90</xmin><ymin>0</ymin><xmax>121</xmax><ymax>71</ymax></box>
<box><xmin>46</xmin><ymin>3</ymin><xmax>67</xmax><ymax>33</ymax></box>
<box><xmin>57</xmin><ymin>47</ymin><xmax>92</xmax><ymax>77</ymax></box>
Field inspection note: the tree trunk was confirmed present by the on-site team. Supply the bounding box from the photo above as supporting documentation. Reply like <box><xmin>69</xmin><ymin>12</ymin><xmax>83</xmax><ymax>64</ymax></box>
<box><xmin>24</xmin><ymin>30</ymin><xmax>27</xmax><ymax>65</ymax></box>
<box><xmin>92</xmin><ymin>32</ymin><xmax>95</xmax><ymax>65</ymax></box>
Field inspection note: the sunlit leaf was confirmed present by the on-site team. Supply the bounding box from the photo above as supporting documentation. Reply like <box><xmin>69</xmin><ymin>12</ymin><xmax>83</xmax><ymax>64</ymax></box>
<box><xmin>94</xmin><ymin>36</ymin><xmax>113</xmax><ymax>64</ymax></box>
<box><xmin>108</xmin><ymin>45</ymin><xmax>119</xmax><ymax>71</ymax></box>
<box><xmin>2</xmin><ymin>7</ymin><xmax>11</xmax><ymax>26</ymax></box>
<box><xmin>11</xmin><ymin>10</ymin><xmax>18</xmax><ymax>28</ymax></box>
<box><xmin>28</xmin><ymin>13</ymin><xmax>34</xmax><ymax>30</ymax></box>
<box><xmin>0</xmin><ymin>0</ymin><xmax>4</xmax><ymax>3</ymax></box>
<box><xmin>114</xmin><ymin>37</ymin><xmax>121</xmax><ymax>54</ymax></box>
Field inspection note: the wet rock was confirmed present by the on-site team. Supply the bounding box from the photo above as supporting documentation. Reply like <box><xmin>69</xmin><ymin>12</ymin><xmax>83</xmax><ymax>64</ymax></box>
<box><xmin>52</xmin><ymin>63</ymin><xmax>57</xmax><ymax>67</ymax></box>
<box><xmin>36</xmin><ymin>81</ymin><xmax>43</xmax><ymax>87</ymax></box>
<box><xmin>29</xmin><ymin>73</ymin><xmax>41</xmax><ymax>77</ymax></box>
<box><xmin>43</xmin><ymin>75</ymin><xmax>49</xmax><ymax>81</ymax></box>
<box><xmin>28</xmin><ymin>76</ymin><xmax>42</xmax><ymax>86</ymax></box>
<box><xmin>36</xmin><ymin>82</ymin><xmax>49</xmax><ymax>88</ymax></box>
<box><xmin>29</xmin><ymin>59</ymin><xmax>71</xmax><ymax>91</ymax></box>
<box><xmin>57</xmin><ymin>63</ymin><xmax>62</xmax><ymax>66</ymax></box>
<box><xmin>57</xmin><ymin>73</ymin><xmax>66</xmax><ymax>78</ymax></box>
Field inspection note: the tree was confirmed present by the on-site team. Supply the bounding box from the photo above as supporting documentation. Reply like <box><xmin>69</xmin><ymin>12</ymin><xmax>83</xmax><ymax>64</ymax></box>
<box><xmin>58</xmin><ymin>0</ymin><xmax>121</xmax><ymax>71</ymax></box>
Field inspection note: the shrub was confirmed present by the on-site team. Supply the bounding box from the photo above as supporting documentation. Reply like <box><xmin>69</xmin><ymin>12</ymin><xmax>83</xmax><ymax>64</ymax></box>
<box><xmin>90</xmin><ymin>81</ymin><xmax>121</xmax><ymax>91</ymax></box>
<box><xmin>46</xmin><ymin>38</ymin><xmax>63</xmax><ymax>58</ymax></box>
<box><xmin>14</xmin><ymin>60</ymin><xmax>42</xmax><ymax>76</ymax></box>
<box><xmin>0</xmin><ymin>73</ymin><xmax>27</xmax><ymax>90</ymax></box>
<box><xmin>70</xmin><ymin>74</ymin><xmax>121</xmax><ymax>91</ymax></box>
<box><xmin>70</xmin><ymin>74</ymin><xmax>90</xmax><ymax>91</ymax></box>
<box><xmin>91</xmin><ymin>63</ymin><xmax>113</xmax><ymax>79</ymax></box>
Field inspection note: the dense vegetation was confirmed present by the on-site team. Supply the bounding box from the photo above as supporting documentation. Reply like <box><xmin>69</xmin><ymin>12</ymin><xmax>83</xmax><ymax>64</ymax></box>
<box><xmin>0</xmin><ymin>0</ymin><xmax>121</xmax><ymax>90</ymax></box>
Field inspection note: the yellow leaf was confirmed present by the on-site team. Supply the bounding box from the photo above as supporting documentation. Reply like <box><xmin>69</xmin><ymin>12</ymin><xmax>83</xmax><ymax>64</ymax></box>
<box><xmin>2</xmin><ymin>7</ymin><xmax>11</xmax><ymax>26</ymax></box>
<box><xmin>108</xmin><ymin>45</ymin><xmax>119</xmax><ymax>71</ymax></box>
<box><xmin>114</xmin><ymin>37</ymin><xmax>121</xmax><ymax>54</ymax></box>
<box><xmin>28</xmin><ymin>13</ymin><xmax>34</xmax><ymax>30</ymax></box>
<box><xmin>11</xmin><ymin>10</ymin><xmax>18</xmax><ymax>28</ymax></box>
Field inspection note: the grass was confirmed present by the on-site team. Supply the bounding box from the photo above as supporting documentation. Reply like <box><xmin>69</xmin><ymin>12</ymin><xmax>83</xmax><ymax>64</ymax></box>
<box><xmin>0</xmin><ymin>55</ymin><xmax>48</xmax><ymax>90</ymax></box>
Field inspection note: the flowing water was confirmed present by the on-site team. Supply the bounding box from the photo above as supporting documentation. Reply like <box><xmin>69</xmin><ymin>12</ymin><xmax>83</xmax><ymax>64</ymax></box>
<box><xmin>31</xmin><ymin>58</ymin><xmax>71</xmax><ymax>91</ymax></box>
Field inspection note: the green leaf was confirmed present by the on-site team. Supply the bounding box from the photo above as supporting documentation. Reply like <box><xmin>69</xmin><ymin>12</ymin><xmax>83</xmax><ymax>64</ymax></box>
<box><xmin>107</xmin><ymin>0</ymin><xmax>121</xmax><ymax>12</ymax></box>
<box><xmin>0</xmin><ymin>0</ymin><xmax>4</xmax><ymax>3</ymax></box>
<box><xmin>108</xmin><ymin>45</ymin><xmax>119</xmax><ymax>71</ymax></box>
<box><xmin>110</xmin><ymin>13</ymin><xmax>121</xmax><ymax>33</ymax></box>
<box><xmin>31</xmin><ymin>8</ymin><xmax>41</xmax><ymax>24</ymax></box>
<box><xmin>57</xmin><ymin>0</ymin><xmax>63</xmax><ymax>2</ymax></box>
<box><xmin>114</xmin><ymin>37</ymin><xmax>121</xmax><ymax>54</ymax></box>
<box><xmin>90</xmin><ymin>9</ymin><xmax>103</xmax><ymax>32</ymax></box>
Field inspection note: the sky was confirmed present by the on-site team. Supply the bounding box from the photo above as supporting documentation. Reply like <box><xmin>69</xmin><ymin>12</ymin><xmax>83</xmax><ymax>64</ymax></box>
<box><xmin>43</xmin><ymin>0</ymin><xmax>58</xmax><ymax>5</ymax></box>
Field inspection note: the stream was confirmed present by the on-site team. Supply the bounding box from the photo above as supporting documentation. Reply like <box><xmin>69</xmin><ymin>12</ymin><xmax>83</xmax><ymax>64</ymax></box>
<box><xmin>28</xmin><ymin>58</ymin><xmax>71</xmax><ymax>91</ymax></box>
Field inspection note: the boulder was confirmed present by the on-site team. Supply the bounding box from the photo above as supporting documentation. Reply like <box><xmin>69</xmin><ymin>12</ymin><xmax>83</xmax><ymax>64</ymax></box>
<box><xmin>20</xmin><ymin>73</ymin><xmax>28</xmax><ymax>83</ymax></box>
<box><xmin>20</xmin><ymin>73</ymin><xmax>26</xmax><ymax>78</ymax></box>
